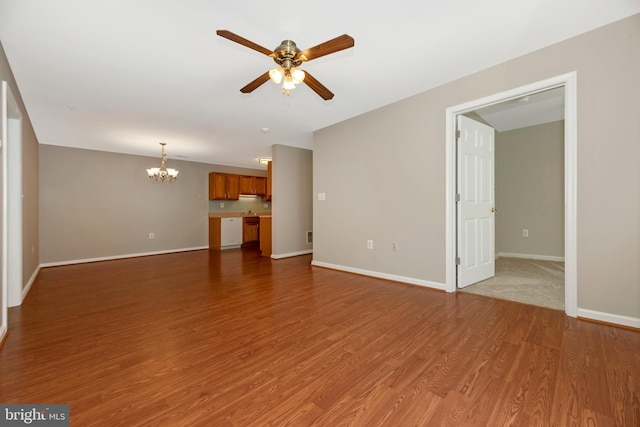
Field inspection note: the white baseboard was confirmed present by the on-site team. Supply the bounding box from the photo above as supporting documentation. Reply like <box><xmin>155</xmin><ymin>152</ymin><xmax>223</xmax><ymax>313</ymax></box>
<box><xmin>7</xmin><ymin>265</ymin><xmax>41</xmax><ymax>308</ymax></box>
<box><xmin>39</xmin><ymin>246</ymin><xmax>209</xmax><ymax>268</ymax></box>
<box><xmin>22</xmin><ymin>265</ymin><xmax>40</xmax><ymax>303</ymax></box>
<box><xmin>271</xmin><ymin>249</ymin><xmax>313</xmax><ymax>259</ymax></box>
<box><xmin>311</xmin><ymin>261</ymin><xmax>446</xmax><ymax>291</ymax></box>
<box><xmin>577</xmin><ymin>308</ymin><xmax>640</xmax><ymax>329</ymax></box>
<box><xmin>496</xmin><ymin>252</ymin><xmax>565</xmax><ymax>262</ymax></box>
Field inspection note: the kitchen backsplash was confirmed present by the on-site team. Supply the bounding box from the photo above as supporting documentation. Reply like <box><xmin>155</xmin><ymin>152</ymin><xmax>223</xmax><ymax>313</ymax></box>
<box><xmin>209</xmin><ymin>196</ymin><xmax>271</xmax><ymax>213</ymax></box>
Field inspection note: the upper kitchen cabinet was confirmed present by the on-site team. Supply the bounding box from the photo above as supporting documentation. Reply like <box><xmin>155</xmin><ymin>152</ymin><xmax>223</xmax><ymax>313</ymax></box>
<box><xmin>255</xmin><ymin>177</ymin><xmax>266</xmax><ymax>196</ymax></box>
<box><xmin>209</xmin><ymin>173</ymin><xmax>240</xmax><ymax>200</ymax></box>
<box><xmin>266</xmin><ymin>161</ymin><xmax>272</xmax><ymax>200</ymax></box>
<box><xmin>239</xmin><ymin>176</ymin><xmax>266</xmax><ymax>196</ymax></box>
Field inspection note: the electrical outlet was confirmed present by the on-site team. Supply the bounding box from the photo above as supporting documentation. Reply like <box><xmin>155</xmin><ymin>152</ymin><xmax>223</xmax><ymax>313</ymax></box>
<box><xmin>392</xmin><ymin>241</ymin><xmax>399</xmax><ymax>252</ymax></box>
<box><xmin>149</xmin><ymin>233</ymin><xmax>155</xmax><ymax>239</ymax></box>
<box><xmin>220</xmin><ymin>202</ymin><xmax>224</xmax><ymax>208</ymax></box>
<box><xmin>367</xmin><ymin>240</ymin><xmax>373</xmax><ymax>250</ymax></box>
<box><xmin>522</xmin><ymin>229</ymin><xmax>529</xmax><ymax>237</ymax></box>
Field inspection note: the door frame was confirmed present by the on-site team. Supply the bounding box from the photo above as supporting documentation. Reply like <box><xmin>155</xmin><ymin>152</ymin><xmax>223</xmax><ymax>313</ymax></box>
<box><xmin>1</xmin><ymin>81</ymin><xmax>22</xmax><ymax>339</ymax></box>
<box><xmin>2</xmin><ymin>81</ymin><xmax>23</xmax><ymax>315</ymax></box>
<box><xmin>444</xmin><ymin>72</ymin><xmax>577</xmax><ymax>317</ymax></box>
<box><xmin>1</xmin><ymin>81</ymin><xmax>6</xmax><ymax>341</ymax></box>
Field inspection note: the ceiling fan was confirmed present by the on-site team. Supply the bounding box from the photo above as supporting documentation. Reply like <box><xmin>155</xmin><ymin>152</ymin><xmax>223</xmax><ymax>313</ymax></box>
<box><xmin>216</xmin><ymin>30</ymin><xmax>354</xmax><ymax>100</ymax></box>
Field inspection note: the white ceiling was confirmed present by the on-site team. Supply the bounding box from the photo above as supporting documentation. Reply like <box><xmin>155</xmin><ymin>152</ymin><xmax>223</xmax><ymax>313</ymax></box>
<box><xmin>1</xmin><ymin>1</ymin><xmax>638</xmax><ymax>169</ymax></box>
<box><xmin>475</xmin><ymin>87</ymin><xmax>565</xmax><ymax>132</ymax></box>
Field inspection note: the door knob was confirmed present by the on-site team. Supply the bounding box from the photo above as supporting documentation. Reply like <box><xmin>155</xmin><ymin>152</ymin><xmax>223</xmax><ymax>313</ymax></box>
<box><xmin>491</xmin><ymin>207</ymin><xmax>498</xmax><ymax>213</ymax></box>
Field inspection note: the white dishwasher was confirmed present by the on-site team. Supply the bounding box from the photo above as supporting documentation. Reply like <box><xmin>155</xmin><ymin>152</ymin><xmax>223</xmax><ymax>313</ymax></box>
<box><xmin>220</xmin><ymin>217</ymin><xmax>242</xmax><ymax>248</ymax></box>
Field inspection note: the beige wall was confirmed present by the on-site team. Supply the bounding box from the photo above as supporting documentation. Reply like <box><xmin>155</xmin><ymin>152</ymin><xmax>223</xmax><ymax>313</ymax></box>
<box><xmin>314</xmin><ymin>14</ymin><xmax>640</xmax><ymax>319</ymax></box>
<box><xmin>0</xmin><ymin>41</ymin><xmax>40</xmax><ymax>301</ymax></box>
<box><xmin>272</xmin><ymin>144</ymin><xmax>313</xmax><ymax>257</ymax></box>
<box><xmin>495</xmin><ymin>121</ymin><xmax>564</xmax><ymax>258</ymax></box>
<box><xmin>39</xmin><ymin>144</ymin><xmax>264</xmax><ymax>264</ymax></box>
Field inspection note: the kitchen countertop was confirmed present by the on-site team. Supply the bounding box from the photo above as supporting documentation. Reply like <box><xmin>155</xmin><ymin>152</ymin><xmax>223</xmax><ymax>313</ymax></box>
<box><xmin>208</xmin><ymin>212</ymin><xmax>271</xmax><ymax>218</ymax></box>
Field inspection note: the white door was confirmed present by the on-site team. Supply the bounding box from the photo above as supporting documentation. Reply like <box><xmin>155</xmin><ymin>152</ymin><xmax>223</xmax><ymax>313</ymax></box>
<box><xmin>457</xmin><ymin>115</ymin><xmax>495</xmax><ymax>288</ymax></box>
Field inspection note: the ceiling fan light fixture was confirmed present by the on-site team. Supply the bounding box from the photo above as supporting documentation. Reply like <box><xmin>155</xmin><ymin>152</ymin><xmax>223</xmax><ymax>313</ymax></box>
<box><xmin>216</xmin><ymin>30</ymin><xmax>354</xmax><ymax>100</ymax></box>
<box><xmin>292</xmin><ymin>68</ymin><xmax>305</xmax><ymax>84</ymax></box>
<box><xmin>282</xmin><ymin>76</ymin><xmax>296</xmax><ymax>91</ymax></box>
<box><xmin>269</xmin><ymin>67</ymin><xmax>283</xmax><ymax>84</ymax></box>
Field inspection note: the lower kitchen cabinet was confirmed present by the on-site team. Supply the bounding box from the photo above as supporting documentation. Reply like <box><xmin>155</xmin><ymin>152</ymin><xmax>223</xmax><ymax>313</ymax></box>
<box><xmin>243</xmin><ymin>216</ymin><xmax>260</xmax><ymax>244</ymax></box>
<box><xmin>259</xmin><ymin>216</ymin><xmax>272</xmax><ymax>257</ymax></box>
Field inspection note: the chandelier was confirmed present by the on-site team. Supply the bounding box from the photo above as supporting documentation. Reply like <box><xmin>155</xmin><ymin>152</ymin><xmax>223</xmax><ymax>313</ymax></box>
<box><xmin>146</xmin><ymin>142</ymin><xmax>179</xmax><ymax>182</ymax></box>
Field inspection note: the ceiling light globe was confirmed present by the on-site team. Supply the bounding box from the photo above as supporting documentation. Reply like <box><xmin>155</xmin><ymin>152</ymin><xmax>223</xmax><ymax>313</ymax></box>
<box><xmin>269</xmin><ymin>68</ymin><xmax>283</xmax><ymax>84</ymax></box>
<box><xmin>292</xmin><ymin>69</ymin><xmax>305</xmax><ymax>84</ymax></box>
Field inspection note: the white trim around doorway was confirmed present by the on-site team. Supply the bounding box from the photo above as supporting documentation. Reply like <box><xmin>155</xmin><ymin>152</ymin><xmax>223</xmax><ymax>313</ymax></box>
<box><xmin>444</xmin><ymin>72</ymin><xmax>578</xmax><ymax>318</ymax></box>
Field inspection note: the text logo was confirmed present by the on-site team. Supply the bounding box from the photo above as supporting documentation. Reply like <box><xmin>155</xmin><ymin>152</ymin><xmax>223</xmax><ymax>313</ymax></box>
<box><xmin>1</xmin><ymin>405</ymin><xmax>69</xmax><ymax>426</ymax></box>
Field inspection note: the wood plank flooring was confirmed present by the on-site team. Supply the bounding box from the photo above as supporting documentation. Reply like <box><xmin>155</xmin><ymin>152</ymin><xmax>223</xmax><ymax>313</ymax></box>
<box><xmin>1</xmin><ymin>248</ymin><xmax>639</xmax><ymax>426</ymax></box>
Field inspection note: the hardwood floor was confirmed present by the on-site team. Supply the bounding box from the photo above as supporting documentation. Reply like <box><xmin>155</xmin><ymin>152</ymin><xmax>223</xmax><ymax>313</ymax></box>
<box><xmin>1</xmin><ymin>249</ymin><xmax>639</xmax><ymax>426</ymax></box>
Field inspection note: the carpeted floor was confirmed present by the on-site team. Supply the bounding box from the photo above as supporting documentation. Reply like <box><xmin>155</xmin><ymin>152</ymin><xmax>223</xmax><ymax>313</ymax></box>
<box><xmin>459</xmin><ymin>257</ymin><xmax>565</xmax><ymax>310</ymax></box>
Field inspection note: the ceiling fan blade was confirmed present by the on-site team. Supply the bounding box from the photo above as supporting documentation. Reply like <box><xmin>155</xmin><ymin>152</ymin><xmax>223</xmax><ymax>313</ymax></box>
<box><xmin>240</xmin><ymin>71</ymin><xmax>271</xmax><ymax>93</ymax></box>
<box><xmin>300</xmin><ymin>34</ymin><xmax>354</xmax><ymax>61</ymax></box>
<box><xmin>216</xmin><ymin>30</ymin><xmax>274</xmax><ymax>57</ymax></box>
<box><xmin>302</xmin><ymin>71</ymin><xmax>334</xmax><ymax>100</ymax></box>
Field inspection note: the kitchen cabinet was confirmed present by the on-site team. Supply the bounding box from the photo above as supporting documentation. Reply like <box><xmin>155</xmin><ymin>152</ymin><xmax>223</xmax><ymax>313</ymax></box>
<box><xmin>255</xmin><ymin>177</ymin><xmax>267</xmax><ymax>196</ymax></box>
<box><xmin>209</xmin><ymin>173</ymin><xmax>240</xmax><ymax>200</ymax></box>
<box><xmin>239</xmin><ymin>176</ymin><xmax>267</xmax><ymax>196</ymax></box>
<box><xmin>243</xmin><ymin>216</ymin><xmax>260</xmax><ymax>243</ymax></box>
<box><xmin>266</xmin><ymin>161</ymin><xmax>272</xmax><ymax>200</ymax></box>
<box><xmin>259</xmin><ymin>216</ymin><xmax>272</xmax><ymax>257</ymax></box>
<box><xmin>208</xmin><ymin>217</ymin><xmax>221</xmax><ymax>250</ymax></box>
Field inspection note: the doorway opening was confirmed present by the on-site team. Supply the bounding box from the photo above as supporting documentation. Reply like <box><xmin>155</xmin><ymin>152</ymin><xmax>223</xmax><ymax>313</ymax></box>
<box><xmin>459</xmin><ymin>88</ymin><xmax>565</xmax><ymax>310</ymax></box>
<box><xmin>445</xmin><ymin>72</ymin><xmax>577</xmax><ymax>317</ymax></box>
